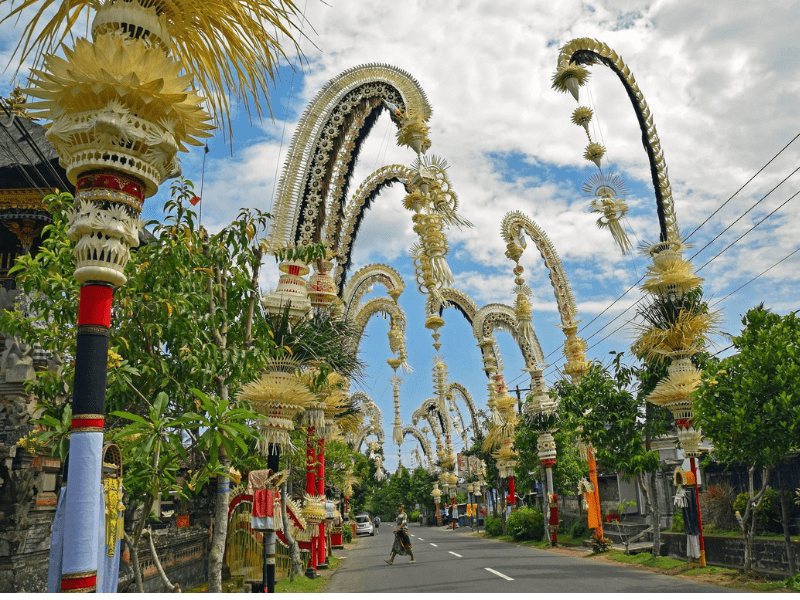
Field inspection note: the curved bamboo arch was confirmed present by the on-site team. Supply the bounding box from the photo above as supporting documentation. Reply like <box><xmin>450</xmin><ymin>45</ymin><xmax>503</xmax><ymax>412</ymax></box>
<box><xmin>269</xmin><ymin>64</ymin><xmax>432</xmax><ymax>250</ymax></box>
<box><xmin>402</xmin><ymin>426</ymin><xmax>434</xmax><ymax>465</ymax></box>
<box><xmin>411</xmin><ymin>399</ymin><xmax>446</xmax><ymax>439</ymax></box>
<box><xmin>447</xmin><ymin>399</ymin><xmax>469</xmax><ymax>447</ymax></box>
<box><xmin>425</xmin><ymin>287</ymin><xmax>507</xmax><ymax>374</ymax></box>
<box><xmin>447</xmin><ymin>382</ymin><xmax>479</xmax><ymax>440</ymax></box>
<box><xmin>501</xmin><ymin>211</ymin><xmax>579</xmax><ymax>328</ymax></box>
<box><xmin>330</xmin><ymin>164</ymin><xmax>413</xmax><ymax>290</ymax></box>
<box><xmin>555</xmin><ymin>38</ymin><xmax>678</xmax><ymax>243</ymax></box>
<box><xmin>472</xmin><ymin>303</ymin><xmax>544</xmax><ymax>369</ymax></box>
<box><xmin>352</xmin><ymin>392</ymin><xmax>385</xmax><ymax>452</ymax></box>
<box><xmin>350</xmin><ymin>296</ymin><xmax>409</xmax><ymax>368</ymax></box>
<box><xmin>342</xmin><ymin>263</ymin><xmax>405</xmax><ymax>313</ymax></box>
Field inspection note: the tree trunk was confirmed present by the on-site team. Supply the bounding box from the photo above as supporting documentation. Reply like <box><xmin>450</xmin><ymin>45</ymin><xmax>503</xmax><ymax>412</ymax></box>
<box><xmin>779</xmin><ymin>476</ymin><xmax>797</xmax><ymax>576</ymax></box>
<box><xmin>539</xmin><ymin>464</ymin><xmax>550</xmax><ymax>543</ymax></box>
<box><xmin>499</xmin><ymin>478</ymin><xmax>507</xmax><ymax>536</ymax></box>
<box><xmin>126</xmin><ymin>495</ymin><xmax>154</xmax><ymax>594</ymax></box>
<box><xmin>741</xmin><ymin>466</ymin><xmax>770</xmax><ymax>574</ymax></box>
<box><xmin>648</xmin><ymin>471</ymin><xmax>661</xmax><ymax>557</ymax></box>
<box><xmin>145</xmin><ymin>527</ymin><xmax>180</xmax><ymax>592</ymax></box>
<box><xmin>208</xmin><ymin>446</ymin><xmax>230</xmax><ymax>593</ymax></box>
<box><xmin>124</xmin><ymin>531</ymin><xmax>144</xmax><ymax>594</ymax></box>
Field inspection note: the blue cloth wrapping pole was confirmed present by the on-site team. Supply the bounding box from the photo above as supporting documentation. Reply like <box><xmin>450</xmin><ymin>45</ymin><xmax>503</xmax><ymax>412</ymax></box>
<box><xmin>61</xmin><ymin>431</ymin><xmax>103</xmax><ymax>587</ymax></box>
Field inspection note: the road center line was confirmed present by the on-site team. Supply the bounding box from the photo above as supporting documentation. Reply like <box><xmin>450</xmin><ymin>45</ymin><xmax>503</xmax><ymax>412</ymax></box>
<box><xmin>417</xmin><ymin>538</ymin><xmax>424</xmax><ymax>541</ymax></box>
<box><xmin>449</xmin><ymin>551</ymin><xmax>462</xmax><ymax>558</ymax></box>
<box><xmin>485</xmin><ymin>568</ymin><xmax>514</xmax><ymax>581</ymax></box>
<box><xmin>429</xmin><ymin>543</ymin><xmax>438</xmax><ymax>547</ymax></box>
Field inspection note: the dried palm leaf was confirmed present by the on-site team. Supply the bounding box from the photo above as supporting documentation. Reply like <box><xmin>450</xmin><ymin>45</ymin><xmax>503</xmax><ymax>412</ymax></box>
<box><xmin>2</xmin><ymin>0</ymin><xmax>303</xmax><ymax>138</ymax></box>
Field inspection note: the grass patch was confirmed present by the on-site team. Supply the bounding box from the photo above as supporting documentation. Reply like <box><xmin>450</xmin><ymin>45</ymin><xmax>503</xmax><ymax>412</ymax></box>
<box><xmin>275</xmin><ymin>556</ymin><xmax>341</xmax><ymax>593</ymax></box>
<box><xmin>184</xmin><ymin>556</ymin><xmax>342</xmax><ymax>593</ymax></box>
<box><xmin>605</xmin><ymin>550</ymin><xmax>685</xmax><ymax>570</ymax></box>
<box><xmin>683</xmin><ymin>566</ymin><xmax>790</xmax><ymax>592</ymax></box>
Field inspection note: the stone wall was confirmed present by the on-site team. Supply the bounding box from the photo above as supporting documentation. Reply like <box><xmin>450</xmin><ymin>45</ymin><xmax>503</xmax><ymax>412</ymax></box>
<box><xmin>120</xmin><ymin>526</ymin><xmax>209</xmax><ymax>593</ymax></box>
<box><xmin>661</xmin><ymin>532</ymin><xmax>800</xmax><ymax>579</ymax></box>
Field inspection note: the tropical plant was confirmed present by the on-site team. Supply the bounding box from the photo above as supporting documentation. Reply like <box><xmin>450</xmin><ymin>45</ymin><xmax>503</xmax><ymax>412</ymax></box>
<box><xmin>694</xmin><ymin>305</ymin><xmax>800</xmax><ymax>574</ymax></box>
<box><xmin>555</xmin><ymin>353</ymin><xmax>670</xmax><ymax>556</ymax></box>
<box><xmin>703</xmin><ymin>483</ymin><xmax>739</xmax><ymax>531</ymax></box>
<box><xmin>484</xmin><ymin>515</ymin><xmax>503</xmax><ymax>537</ymax></box>
<box><xmin>110</xmin><ymin>392</ymin><xmax>197</xmax><ymax>592</ymax></box>
<box><xmin>506</xmin><ymin>506</ymin><xmax>545</xmax><ymax>542</ymax></box>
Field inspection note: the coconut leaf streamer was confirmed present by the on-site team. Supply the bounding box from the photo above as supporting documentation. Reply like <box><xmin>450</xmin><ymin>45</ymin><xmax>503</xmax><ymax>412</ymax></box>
<box><xmin>1</xmin><ymin>0</ymin><xmax>304</xmax><ymax>138</ymax></box>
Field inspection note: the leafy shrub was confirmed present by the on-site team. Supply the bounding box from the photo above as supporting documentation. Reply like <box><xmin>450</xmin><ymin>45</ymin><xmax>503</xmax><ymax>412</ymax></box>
<box><xmin>569</xmin><ymin>520</ymin><xmax>589</xmax><ymax>539</ymax></box>
<box><xmin>703</xmin><ymin>482</ymin><xmax>739</xmax><ymax>530</ymax></box>
<box><xmin>733</xmin><ymin>489</ymin><xmax>781</xmax><ymax>533</ymax></box>
<box><xmin>484</xmin><ymin>515</ymin><xmax>503</xmax><ymax>537</ymax></box>
<box><xmin>506</xmin><ymin>506</ymin><xmax>544</xmax><ymax>542</ymax></box>
<box><xmin>591</xmin><ymin>534</ymin><xmax>612</xmax><ymax>553</ymax></box>
<box><xmin>342</xmin><ymin>523</ymin><xmax>353</xmax><ymax>543</ymax></box>
<box><xmin>409</xmin><ymin>510</ymin><xmax>420</xmax><ymax>522</ymax></box>
<box><xmin>670</xmin><ymin>512</ymin><xmax>684</xmax><ymax>532</ymax></box>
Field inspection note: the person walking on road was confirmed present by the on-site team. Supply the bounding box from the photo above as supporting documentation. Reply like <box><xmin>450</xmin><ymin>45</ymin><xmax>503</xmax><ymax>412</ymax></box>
<box><xmin>374</xmin><ymin>515</ymin><xmax>380</xmax><ymax>533</ymax></box>
<box><xmin>385</xmin><ymin>504</ymin><xmax>415</xmax><ymax>564</ymax></box>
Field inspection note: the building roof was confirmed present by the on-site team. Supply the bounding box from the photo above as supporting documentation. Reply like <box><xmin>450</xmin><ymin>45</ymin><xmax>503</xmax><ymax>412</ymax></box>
<box><xmin>0</xmin><ymin>114</ymin><xmax>68</xmax><ymax>192</ymax></box>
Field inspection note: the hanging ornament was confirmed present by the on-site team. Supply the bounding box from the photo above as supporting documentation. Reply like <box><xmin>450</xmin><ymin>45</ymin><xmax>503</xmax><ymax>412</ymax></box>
<box><xmin>551</xmin><ymin>64</ymin><xmax>591</xmax><ymax>102</ymax></box>
<box><xmin>582</xmin><ymin>172</ymin><xmax>631</xmax><ymax>255</ymax></box>
<box><xmin>571</xmin><ymin>106</ymin><xmax>594</xmax><ymax>134</ymax></box>
<box><xmin>583</xmin><ymin>141</ymin><xmax>606</xmax><ymax>169</ymax></box>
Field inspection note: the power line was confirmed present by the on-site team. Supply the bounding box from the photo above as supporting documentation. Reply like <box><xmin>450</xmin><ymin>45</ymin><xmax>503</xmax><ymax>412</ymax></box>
<box><xmin>711</xmin><ymin>245</ymin><xmax>800</xmax><ymax>308</ymax></box>
<box><xmin>689</xmin><ymin>164</ymin><xmax>800</xmax><ymax>262</ymax></box>
<box><xmin>695</xmin><ymin>187</ymin><xmax>800</xmax><ymax>273</ymax></box>
<box><xmin>685</xmin><ymin>132</ymin><xmax>800</xmax><ymax>242</ymax></box>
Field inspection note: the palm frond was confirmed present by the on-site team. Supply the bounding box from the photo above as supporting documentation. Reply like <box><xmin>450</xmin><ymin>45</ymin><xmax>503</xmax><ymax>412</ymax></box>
<box><xmin>2</xmin><ymin>0</ymin><xmax>304</xmax><ymax>138</ymax></box>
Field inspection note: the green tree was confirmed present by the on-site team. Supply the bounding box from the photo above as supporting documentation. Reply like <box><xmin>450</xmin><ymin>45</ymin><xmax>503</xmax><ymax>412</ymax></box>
<box><xmin>1</xmin><ymin>182</ymin><xmax>279</xmax><ymax>592</ymax></box>
<box><xmin>555</xmin><ymin>353</ymin><xmax>669</xmax><ymax>555</ymax></box>
<box><xmin>694</xmin><ymin>306</ymin><xmax>800</xmax><ymax>574</ymax></box>
<box><xmin>111</xmin><ymin>392</ymin><xmax>198</xmax><ymax>592</ymax></box>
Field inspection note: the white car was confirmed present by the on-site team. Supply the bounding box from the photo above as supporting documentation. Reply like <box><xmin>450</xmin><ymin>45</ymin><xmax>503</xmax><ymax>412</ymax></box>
<box><xmin>354</xmin><ymin>514</ymin><xmax>374</xmax><ymax>536</ymax></box>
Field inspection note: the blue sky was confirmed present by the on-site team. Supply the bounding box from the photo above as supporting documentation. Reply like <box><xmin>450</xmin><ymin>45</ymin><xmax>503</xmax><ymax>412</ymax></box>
<box><xmin>3</xmin><ymin>0</ymin><xmax>800</xmax><ymax>474</ymax></box>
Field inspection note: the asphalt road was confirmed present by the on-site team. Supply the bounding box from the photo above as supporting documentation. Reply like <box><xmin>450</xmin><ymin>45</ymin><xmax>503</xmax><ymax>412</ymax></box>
<box><xmin>326</xmin><ymin>523</ymin><xmax>739</xmax><ymax>593</ymax></box>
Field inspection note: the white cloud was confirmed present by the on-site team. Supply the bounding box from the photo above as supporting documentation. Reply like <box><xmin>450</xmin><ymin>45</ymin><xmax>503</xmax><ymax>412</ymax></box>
<box><xmin>3</xmin><ymin>0</ymin><xmax>799</xmax><ymax>473</ymax></box>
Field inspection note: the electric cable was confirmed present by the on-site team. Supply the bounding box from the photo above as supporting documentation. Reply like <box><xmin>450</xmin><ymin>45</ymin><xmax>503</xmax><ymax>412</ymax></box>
<box><xmin>689</xmin><ymin>164</ymin><xmax>800</xmax><ymax>262</ymax></box>
<box><xmin>695</xmin><ymin>187</ymin><xmax>800</xmax><ymax>274</ymax></box>
<box><xmin>685</xmin><ymin>132</ymin><xmax>800</xmax><ymax>242</ymax></box>
<box><xmin>711</xmin><ymin>245</ymin><xmax>800</xmax><ymax>308</ymax></box>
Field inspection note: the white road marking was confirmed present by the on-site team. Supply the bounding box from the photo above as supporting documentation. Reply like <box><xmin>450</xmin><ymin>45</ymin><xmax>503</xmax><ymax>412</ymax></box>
<box><xmin>429</xmin><ymin>543</ymin><xmax>438</xmax><ymax>547</ymax></box>
<box><xmin>449</xmin><ymin>551</ymin><xmax>462</xmax><ymax>558</ymax></box>
<box><xmin>417</xmin><ymin>538</ymin><xmax>424</xmax><ymax>541</ymax></box>
<box><xmin>485</xmin><ymin>568</ymin><xmax>514</xmax><ymax>581</ymax></box>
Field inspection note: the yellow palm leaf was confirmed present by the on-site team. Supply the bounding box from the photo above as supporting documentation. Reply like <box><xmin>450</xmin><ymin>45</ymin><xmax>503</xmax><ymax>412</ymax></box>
<box><xmin>2</xmin><ymin>0</ymin><xmax>303</xmax><ymax>138</ymax></box>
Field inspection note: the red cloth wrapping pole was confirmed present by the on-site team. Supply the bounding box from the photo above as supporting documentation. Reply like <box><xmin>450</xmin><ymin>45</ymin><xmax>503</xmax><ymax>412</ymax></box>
<box><xmin>317</xmin><ymin>437</ymin><xmax>326</xmax><ymax>566</ymax></box>
<box><xmin>306</xmin><ymin>427</ymin><xmax>317</xmax><ymax>572</ymax></box>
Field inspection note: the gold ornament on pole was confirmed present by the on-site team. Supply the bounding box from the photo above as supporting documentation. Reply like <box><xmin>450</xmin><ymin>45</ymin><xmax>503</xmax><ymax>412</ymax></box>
<box><xmin>239</xmin><ymin>357</ymin><xmax>316</xmax><ymax>454</ymax></box>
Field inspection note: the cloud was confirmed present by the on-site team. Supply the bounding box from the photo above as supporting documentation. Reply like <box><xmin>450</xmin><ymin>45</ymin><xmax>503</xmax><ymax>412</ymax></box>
<box><xmin>4</xmin><ymin>0</ymin><xmax>800</xmax><ymax>473</ymax></box>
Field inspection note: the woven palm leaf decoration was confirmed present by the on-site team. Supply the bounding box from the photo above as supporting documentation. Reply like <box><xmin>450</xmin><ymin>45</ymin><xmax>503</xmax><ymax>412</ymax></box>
<box><xmin>3</xmin><ymin>0</ymin><xmax>302</xmax><ymax>137</ymax></box>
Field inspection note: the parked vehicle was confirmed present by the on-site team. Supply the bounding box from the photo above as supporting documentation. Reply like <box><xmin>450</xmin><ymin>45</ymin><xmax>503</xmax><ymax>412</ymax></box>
<box><xmin>354</xmin><ymin>514</ymin><xmax>374</xmax><ymax>536</ymax></box>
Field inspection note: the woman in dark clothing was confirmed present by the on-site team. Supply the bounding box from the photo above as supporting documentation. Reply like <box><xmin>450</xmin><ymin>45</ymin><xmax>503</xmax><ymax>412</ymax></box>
<box><xmin>385</xmin><ymin>504</ymin><xmax>415</xmax><ymax>564</ymax></box>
